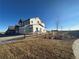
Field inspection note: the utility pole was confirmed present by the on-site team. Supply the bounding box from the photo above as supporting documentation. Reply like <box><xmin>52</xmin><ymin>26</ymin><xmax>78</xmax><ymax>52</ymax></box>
<box><xmin>56</xmin><ymin>17</ymin><xmax>60</xmax><ymax>33</ymax></box>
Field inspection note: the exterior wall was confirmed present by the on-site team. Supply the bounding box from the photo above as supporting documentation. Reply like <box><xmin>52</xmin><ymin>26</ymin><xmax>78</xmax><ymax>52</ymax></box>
<box><xmin>30</xmin><ymin>17</ymin><xmax>45</xmax><ymax>27</ymax></box>
<box><xmin>32</xmin><ymin>25</ymin><xmax>46</xmax><ymax>33</ymax></box>
<box><xmin>24</xmin><ymin>25</ymin><xmax>33</xmax><ymax>33</ymax></box>
<box><xmin>29</xmin><ymin>17</ymin><xmax>46</xmax><ymax>33</ymax></box>
<box><xmin>19</xmin><ymin>27</ymin><xmax>25</xmax><ymax>34</ymax></box>
<box><xmin>19</xmin><ymin>25</ymin><xmax>33</xmax><ymax>34</ymax></box>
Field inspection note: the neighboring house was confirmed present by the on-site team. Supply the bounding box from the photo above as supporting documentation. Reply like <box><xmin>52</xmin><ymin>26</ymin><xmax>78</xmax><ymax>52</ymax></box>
<box><xmin>6</xmin><ymin>17</ymin><xmax>46</xmax><ymax>34</ymax></box>
<box><xmin>5</xmin><ymin>26</ymin><xmax>19</xmax><ymax>35</ymax></box>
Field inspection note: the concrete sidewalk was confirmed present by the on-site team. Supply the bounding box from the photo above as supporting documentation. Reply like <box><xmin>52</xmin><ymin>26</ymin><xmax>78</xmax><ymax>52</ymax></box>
<box><xmin>0</xmin><ymin>35</ymin><xmax>25</xmax><ymax>41</ymax></box>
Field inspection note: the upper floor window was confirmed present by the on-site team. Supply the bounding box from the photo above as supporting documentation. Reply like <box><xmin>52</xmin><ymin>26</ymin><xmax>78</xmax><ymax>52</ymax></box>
<box><xmin>37</xmin><ymin>21</ymin><xmax>39</xmax><ymax>24</ymax></box>
<box><xmin>31</xmin><ymin>21</ymin><xmax>33</xmax><ymax>23</ymax></box>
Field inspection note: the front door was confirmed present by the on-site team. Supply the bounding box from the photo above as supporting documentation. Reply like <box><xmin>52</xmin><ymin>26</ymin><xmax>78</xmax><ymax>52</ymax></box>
<box><xmin>36</xmin><ymin>28</ymin><xmax>39</xmax><ymax>32</ymax></box>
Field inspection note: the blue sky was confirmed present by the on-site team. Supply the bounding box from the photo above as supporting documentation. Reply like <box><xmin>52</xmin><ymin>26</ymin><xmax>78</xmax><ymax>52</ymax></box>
<box><xmin>0</xmin><ymin>0</ymin><xmax>79</xmax><ymax>32</ymax></box>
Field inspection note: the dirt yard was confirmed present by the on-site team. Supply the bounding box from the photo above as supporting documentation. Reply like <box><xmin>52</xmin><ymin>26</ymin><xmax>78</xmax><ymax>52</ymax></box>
<box><xmin>0</xmin><ymin>36</ymin><xmax>75</xmax><ymax>59</ymax></box>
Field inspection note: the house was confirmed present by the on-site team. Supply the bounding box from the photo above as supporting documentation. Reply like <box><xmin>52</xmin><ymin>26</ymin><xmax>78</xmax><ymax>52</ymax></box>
<box><xmin>18</xmin><ymin>17</ymin><xmax>46</xmax><ymax>34</ymax></box>
<box><xmin>5</xmin><ymin>26</ymin><xmax>19</xmax><ymax>35</ymax></box>
<box><xmin>6</xmin><ymin>17</ymin><xmax>46</xmax><ymax>35</ymax></box>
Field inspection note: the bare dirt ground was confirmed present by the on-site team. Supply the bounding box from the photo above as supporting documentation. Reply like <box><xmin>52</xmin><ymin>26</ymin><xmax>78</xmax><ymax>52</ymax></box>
<box><xmin>0</xmin><ymin>35</ymin><xmax>75</xmax><ymax>59</ymax></box>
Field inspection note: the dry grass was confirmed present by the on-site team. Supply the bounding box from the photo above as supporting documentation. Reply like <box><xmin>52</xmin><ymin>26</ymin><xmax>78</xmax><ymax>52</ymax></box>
<box><xmin>0</xmin><ymin>37</ymin><xmax>75</xmax><ymax>59</ymax></box>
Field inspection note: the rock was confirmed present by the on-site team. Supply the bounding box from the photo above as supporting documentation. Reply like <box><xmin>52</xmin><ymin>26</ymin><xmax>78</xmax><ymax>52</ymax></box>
<box><xmin>72</xmin><ymin>39</ymin><xmax>79</xmax><ymax>59</ymax></box>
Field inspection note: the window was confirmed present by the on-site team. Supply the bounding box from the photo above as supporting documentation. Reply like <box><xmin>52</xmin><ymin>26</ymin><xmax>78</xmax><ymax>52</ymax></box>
<box><xmin>37</xmin><ymin>21</ymin><xmax>39</xmax><ymax>23</ymax></box>
<box><xmin>31</xmin><ymin>21</ymin><xmax>33</xmax><ymax>23</ymax></box>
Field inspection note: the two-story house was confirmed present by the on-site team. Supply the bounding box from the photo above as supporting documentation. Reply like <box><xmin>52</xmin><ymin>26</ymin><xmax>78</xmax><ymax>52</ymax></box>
<box><xmin>19</xmin><ymin>17</ymin><xmax>46</xmax><ymax>34</ymax></box>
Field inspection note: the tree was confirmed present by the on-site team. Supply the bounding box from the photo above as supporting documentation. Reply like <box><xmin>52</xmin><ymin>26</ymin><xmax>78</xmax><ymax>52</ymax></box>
<box><xmin>56</xmin><ymin>17</ymin><xmax>60</xmax><ymax>31</ymax></box>
<box><xmin>54</xmin><ymin>17</ymin><xmax>62</xmax><ymax>39</ymax></box>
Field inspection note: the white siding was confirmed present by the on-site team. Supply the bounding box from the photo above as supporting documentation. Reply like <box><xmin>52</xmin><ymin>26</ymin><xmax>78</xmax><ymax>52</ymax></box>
<box><xmin>33</xmin><ymin>25</ymin><xmax>46</xmax><ymax>33</ymax></box>
<box><xmin>29</xmin><ymin>17</ymin><xmax>46</xmax><ymax>33</ymax></box>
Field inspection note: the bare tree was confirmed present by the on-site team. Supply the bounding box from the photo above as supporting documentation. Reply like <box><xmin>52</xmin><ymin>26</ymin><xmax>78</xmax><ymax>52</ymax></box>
<box><xmin>54</xmin><ymin>17</ymin><xmax>61</xmax><ymax>39</ymax></box>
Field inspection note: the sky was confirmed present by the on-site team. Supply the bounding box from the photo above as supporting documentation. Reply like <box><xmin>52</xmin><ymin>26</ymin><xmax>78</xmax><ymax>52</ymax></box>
<box><xmin>0</xmin><ymin>0</ymin><xmax>79</xmax><ymax>32</ymax></box>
